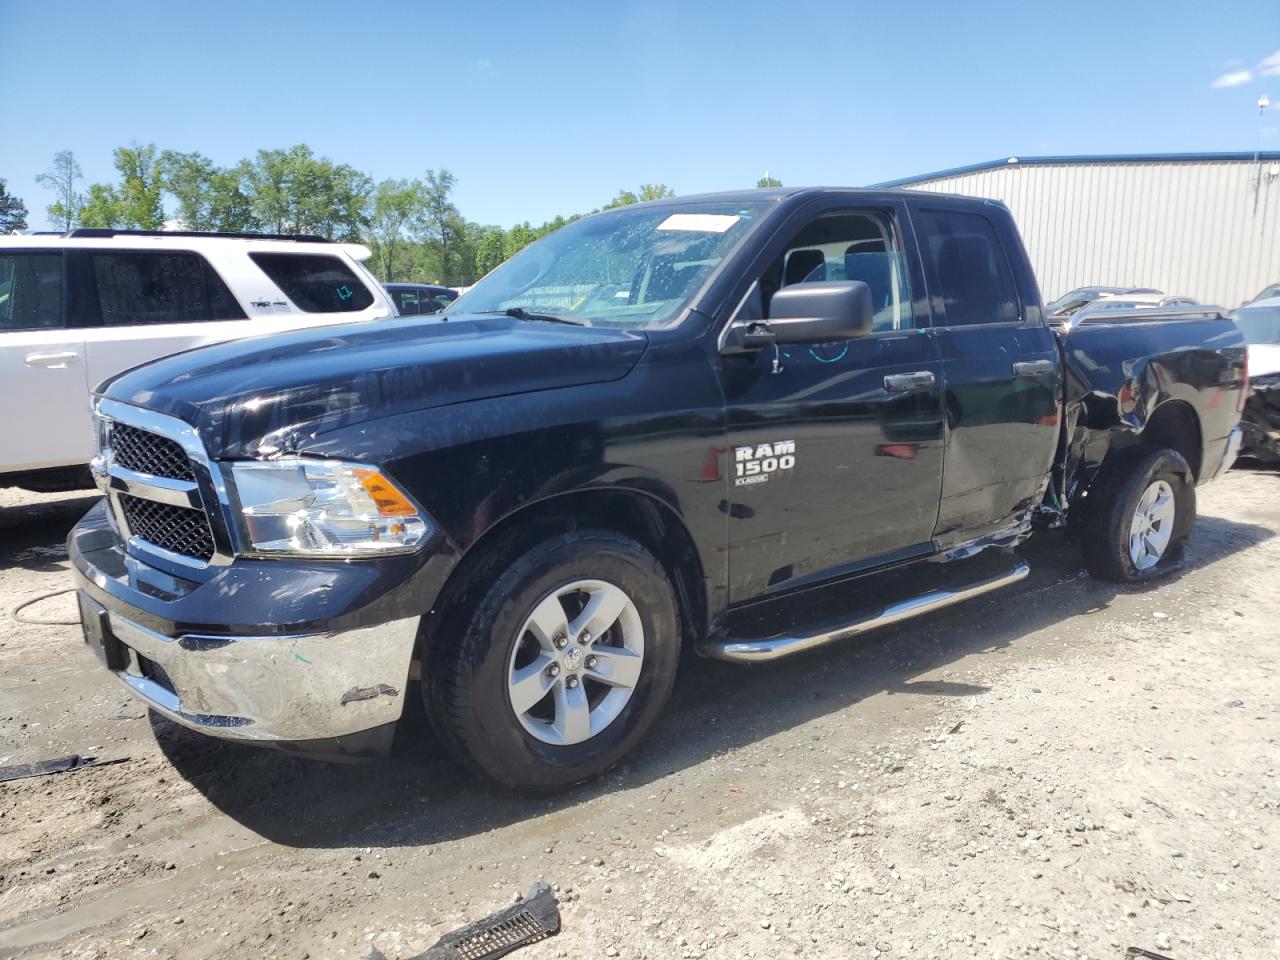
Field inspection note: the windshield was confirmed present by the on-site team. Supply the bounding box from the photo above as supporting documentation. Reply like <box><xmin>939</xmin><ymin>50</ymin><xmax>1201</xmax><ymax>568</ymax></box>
<box><xmin>1233</xmin><ymin>303</ymin><xmax>1280</xmax><ymax>344</ymax></box>
<box><xmin>447</xmin><ymin>202</ymin><xmax>770</xmax><ymax>329</ymax></box>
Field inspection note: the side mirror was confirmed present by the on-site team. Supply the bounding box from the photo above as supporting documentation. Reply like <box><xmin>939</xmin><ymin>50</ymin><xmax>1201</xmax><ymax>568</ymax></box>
<box><xmin>766</xmin><ymin>281</ymin><xmax>874</xmax><ymax>344</ymax></box>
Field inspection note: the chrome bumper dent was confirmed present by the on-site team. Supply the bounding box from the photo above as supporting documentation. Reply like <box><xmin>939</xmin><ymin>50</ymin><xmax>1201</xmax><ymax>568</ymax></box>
<box><xmin>102</xmin><ymin>611</ymin><xmax>420</xmax><ymax>742</ymax></box>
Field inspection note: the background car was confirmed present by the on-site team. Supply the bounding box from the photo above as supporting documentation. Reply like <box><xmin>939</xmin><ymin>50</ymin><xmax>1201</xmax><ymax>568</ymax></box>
<box><xmin>1046</xmin><ymin>285</ymin><xmax>1162</xmax><ymax>317</ymax></box>
<box><xmin>1244</xmin><ymin>282</ymin><xmax>1280</xmax><ymax>305</ymax></box>
<box><xmin>1049</xmin><ymin>292</ymin><xmax>1200</xmax><ymax>329</ymax></box>
<box><xmin>384</xmin><ymin>282</ymin><xmax>458</xmax><ymax>315</ymax></box>
<box><xmin>0</xmin><ymin>229</ymin><xmax>394</xmax><ymax>491</ymax></box>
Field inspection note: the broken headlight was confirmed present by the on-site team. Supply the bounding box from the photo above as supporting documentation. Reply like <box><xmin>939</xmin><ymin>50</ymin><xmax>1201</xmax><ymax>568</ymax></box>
<box><xmin>229</xmin><ymin>459</ymin><xmax>431</xmax><ymax>557</ymax></box>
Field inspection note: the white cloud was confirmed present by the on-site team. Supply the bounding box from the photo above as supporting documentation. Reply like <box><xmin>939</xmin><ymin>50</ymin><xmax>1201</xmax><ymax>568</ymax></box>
<box><xmin>1212</xmin><ymin>48</ymin><xmax>1280</xmax><ymax>88</ymax></box>
<box><xmin>1213</xmin><ymin>69</ymin><xmax>1254</xmax><ymax>88</ymax></box>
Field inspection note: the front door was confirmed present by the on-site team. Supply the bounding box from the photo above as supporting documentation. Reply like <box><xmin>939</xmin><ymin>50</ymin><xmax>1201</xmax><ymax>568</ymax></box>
<box><xmin>0</xmin><ymin>250</ymin><xmax>91</xmax><ymax>472</ymax></box>
<box><xmin>719</xmin><ymin>203</ymin><xmax>946</xmax><ymax>602</ymax></box>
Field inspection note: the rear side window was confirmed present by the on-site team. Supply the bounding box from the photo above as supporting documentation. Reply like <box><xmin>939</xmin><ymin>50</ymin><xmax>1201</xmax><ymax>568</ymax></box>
<box><xmin>91</xmin><ymin>252</ymin><xmax>246</xmax><ymax>326</ymax></box>
<box><xmin>0</xmin><ymin>253</ymin><xmax>63</xmax><ymax>331</ymax></box>
<box><xmin>391</xmin><ymin>289</ymin><xmax>423</xmax><ymax>315</ymax></box>
<box><xmin>917</xmin><ymin>209</ymin><xmax>1020</xmax><ymax>326</ymax></box>
<box><xmin>250</xmin><ymin>253</ymin><xmax>374</xmax><ymax>313</ymax></box>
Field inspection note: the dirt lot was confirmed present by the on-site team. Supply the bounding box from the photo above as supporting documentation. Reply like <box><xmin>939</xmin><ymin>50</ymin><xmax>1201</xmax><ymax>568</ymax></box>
<box><xmin>1</xmin><ymin>472</ymin><xmax>1277</xmax><ymax>960</ymax></box>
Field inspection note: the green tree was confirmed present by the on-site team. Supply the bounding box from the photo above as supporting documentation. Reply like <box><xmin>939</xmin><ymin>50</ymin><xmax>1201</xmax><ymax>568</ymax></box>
<box><xmin>306</xmin><ymin>160</ymin><xmax>372</xmax><ymax>242</ymax></box>
<box><xmin>603</xmin><ymin>183</ymin><xmax>675</xmax><ymax>209</ymax></box>
<box><xmin>79</xmin><ymin>183</ymin><xmax>125</xmax><ymax>228</ymax></box>
<box><xmin>205</xmin><ymin>167</ymin><xmax>257</xmax><ymax>232</ymax></box>
<box><xmin>505</xmin><ymin>221</ymin><xmax>539</xmax><ymax>257</ymax></box>
<box><xmin>419</xmin><ymin>169</ymin><xmax>462</xmax><ymax>284</ymax></box>
<box><xmin>367</xmin><ymin>178</ymin><xmax>426</xmax><ymax>280</ymax></box>
<box><xmin>238</xmin><ymin>145</ymin><xmax>371</xmax><ymax>240</ymax></box>
<box><xmin>0</xmin><ymin>179</ymin><xmax>28</xmax><ymax>233</ymax></box>
<box><xmin>116</xmin><ymin>143</ymin><xmax>165</xmax><ymax>228</ymax></box>
<box><xmin>473</xmin><ymin>224</ymin><xmax>508</xmax><ymax>277</ymax></box>
<box><xmin>159</xmin><ymin>150</ymin><xmax>255</xmax><ymax>231</ymax></box>
<box><xmin>35</xmin><ymin>150</ymin><xmax>84</xmax><ymax>230</ymax></box>
<box><xmin>756</xmin><ymin>173</ymin><xmax>783</xmax><ymax>188</ymax></box>
<box><xmin>79</xmin><ymin>143</ymin><xmax>166</xmax><ymax>229</ymax></box>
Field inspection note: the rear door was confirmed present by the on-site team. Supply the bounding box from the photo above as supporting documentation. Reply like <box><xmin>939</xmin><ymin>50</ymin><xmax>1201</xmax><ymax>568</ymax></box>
<box><xmin>75</xmin><ymin>249</ymin><xmax>264</xmax><ymax>394</ymax></box>
<box><xmin>720</xmin><ymin>199</ymin><xmax>946</xmax><ymax>601</ymax></box>
<box><xmin>77</xmin><ymin>249</ymin><xmax>384</xmax><ymax>396</ymax></box>
<box><xmin>908</xmin><ymin>202</ymin><xmax>1061</xmax><ymax>545</ymax></box>
<box><xmin>0</xmin><ymin>250</ymin><xmax>92</xmax><ymax>472</ymax></box>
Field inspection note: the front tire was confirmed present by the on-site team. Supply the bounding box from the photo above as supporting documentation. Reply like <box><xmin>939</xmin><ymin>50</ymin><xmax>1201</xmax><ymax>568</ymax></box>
<box><xmin>425</xmin><ymin>530</ymin><xmax>680</xmax><ymax>790</ymax></box>
<box><xmin>1080</xmin><ymin>446</ymin><xmax>1196</xmax><ymax>582</ymax></box>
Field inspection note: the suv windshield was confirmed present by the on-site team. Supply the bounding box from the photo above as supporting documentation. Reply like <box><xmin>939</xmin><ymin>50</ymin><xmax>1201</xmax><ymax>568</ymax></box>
<box><xmin>448</xmin><ymin>202</ymin><xmax>769</xmax><ymax>329</ymax></box>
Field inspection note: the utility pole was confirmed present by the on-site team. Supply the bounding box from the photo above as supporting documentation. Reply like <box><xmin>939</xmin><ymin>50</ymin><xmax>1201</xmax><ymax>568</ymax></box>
<box><xmin>1253</xmin><ymin>93</ymin><xmax>1271</xmax><ymax>216</ymax></box>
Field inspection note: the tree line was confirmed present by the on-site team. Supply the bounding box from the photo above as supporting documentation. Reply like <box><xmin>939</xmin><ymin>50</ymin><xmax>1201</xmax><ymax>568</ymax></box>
<box><xmin>5</xmin><ymin>147</ymin><xmax>783</xmax><ymax>286</ymax></box>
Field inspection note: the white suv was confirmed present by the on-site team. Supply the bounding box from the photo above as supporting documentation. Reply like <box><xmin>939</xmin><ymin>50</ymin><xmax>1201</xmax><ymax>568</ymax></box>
<box><xmin>0</xmin><ymin>230</ymin><xmax>394</xmax><ymax>491</ymax></box>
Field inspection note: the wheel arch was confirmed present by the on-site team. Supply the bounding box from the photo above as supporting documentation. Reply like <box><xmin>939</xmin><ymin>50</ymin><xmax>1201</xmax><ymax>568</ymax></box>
<box><xmin>1068</xmin><ymin>397</ymin><xmax>1203</xmax><ymax>523</ymax></box>
<box><xmin>417</xmin><ymin>487</ymin><xmax>710</xmax><ymax>664</ymax></box>
<box><xmin>1138</xmin><ymin>399</ymin><xmax>1204</xmax><ymax>481</ymax></box>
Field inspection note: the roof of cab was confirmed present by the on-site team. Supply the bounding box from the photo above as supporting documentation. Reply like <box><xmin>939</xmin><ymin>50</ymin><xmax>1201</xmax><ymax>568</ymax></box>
<box><xmin>598</xmin><ymin>186</ymin><xmax>1001</xmax><ymax>209</ymax></box>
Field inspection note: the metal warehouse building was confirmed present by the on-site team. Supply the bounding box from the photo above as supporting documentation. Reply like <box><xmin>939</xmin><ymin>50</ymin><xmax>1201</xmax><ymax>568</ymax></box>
<box><xmin>881</xmin><ymin>152</ymin><xmax>1280</xmax><ymax>308</ymax></box>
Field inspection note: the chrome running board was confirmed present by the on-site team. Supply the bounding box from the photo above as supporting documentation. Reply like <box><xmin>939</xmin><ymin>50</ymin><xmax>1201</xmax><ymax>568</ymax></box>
<box><xmin>701</xmin><ymin>561</ymin><xmax>1030</xmax><ymax>663</ymax></box>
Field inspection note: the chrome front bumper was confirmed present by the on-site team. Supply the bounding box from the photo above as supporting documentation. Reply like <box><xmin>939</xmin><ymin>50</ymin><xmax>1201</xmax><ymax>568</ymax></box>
<box><xmin>84</xmin><ymin>598</ymin><xmax>420</xmax><ymax>743</ymax></box>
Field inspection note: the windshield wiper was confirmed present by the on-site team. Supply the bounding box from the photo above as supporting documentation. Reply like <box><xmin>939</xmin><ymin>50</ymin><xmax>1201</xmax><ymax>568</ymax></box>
<box><xmin>504</xmin><ymin>307</ymin><xmax>586</xmax><ymax>326</ymax></box>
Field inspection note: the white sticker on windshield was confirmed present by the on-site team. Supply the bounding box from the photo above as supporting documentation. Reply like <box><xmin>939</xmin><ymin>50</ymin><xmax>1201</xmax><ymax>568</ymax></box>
<box><xmin>656</xmin><ymin>213</ymin><xmax>741</xmax><ymax>233</ymax></box>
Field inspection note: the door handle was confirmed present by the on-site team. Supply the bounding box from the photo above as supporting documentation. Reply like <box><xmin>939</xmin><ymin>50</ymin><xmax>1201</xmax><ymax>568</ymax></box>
<box><xmin>1013</xmin><ymin>359</ymin><xmax>1055</xmax><ymax>377</ymax></box>
<box><xmin>25</xmin><ymin>351</ymin><xmax>80</xmax><ymax>368</ymax></box>
<box><xmin>884</xmin><ymin>370</ymin><xmax>937</xmax><ymax>392</ymax></box>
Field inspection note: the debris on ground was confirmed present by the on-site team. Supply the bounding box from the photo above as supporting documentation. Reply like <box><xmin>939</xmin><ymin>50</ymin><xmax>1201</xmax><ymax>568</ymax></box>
<box><xmin>366</xmin><ymin>882</ymin><xmax>560</xmax><ymax>960</ymax></box>
<box><xmin>0</xmin><ymin>754</ymin><xmax>129</xmax><ymax>783</ymax></box>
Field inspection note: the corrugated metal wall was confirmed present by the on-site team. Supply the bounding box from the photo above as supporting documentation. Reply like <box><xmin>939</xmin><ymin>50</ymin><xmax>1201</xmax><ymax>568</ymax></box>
<box><xmin>902</xmin><ymin>159</ymin><xmax>1280</xmax><ymax>307</ymax></box>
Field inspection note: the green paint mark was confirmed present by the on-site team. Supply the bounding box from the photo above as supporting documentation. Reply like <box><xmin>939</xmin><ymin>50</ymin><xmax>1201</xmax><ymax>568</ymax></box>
<box><xmin>336</xmin><ymin>284</ymin><xmax>353</xmax><ymax>301</ymax></box>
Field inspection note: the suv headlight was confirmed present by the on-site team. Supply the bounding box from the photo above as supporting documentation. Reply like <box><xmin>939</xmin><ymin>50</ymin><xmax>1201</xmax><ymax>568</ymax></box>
<box><xmin>229</xmin><ymin>459</ymin><xmax>431</xmax><ymax>556</ymax></box>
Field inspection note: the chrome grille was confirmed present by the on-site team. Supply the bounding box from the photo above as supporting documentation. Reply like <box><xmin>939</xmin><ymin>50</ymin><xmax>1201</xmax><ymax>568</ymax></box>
<box><xmin>110</xmin><ymin>422</ymin><xmax>196</xmax><ymax>481</ymax></box>
<box><xmin>119</xmin><ymin>494</ymin><xmax>216</xmax><ymax>562</ymax></box>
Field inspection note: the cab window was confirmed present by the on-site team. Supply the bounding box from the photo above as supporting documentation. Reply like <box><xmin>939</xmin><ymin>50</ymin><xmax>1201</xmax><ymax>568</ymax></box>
<box><xmin>764</xmin><ymin>211</ymin><xmax>914</xmax><ymax>332</ymax></box>
<box><xmin>916</xmin><ymin>208</ymin><xmax>1020</xmax><ymax>326</ymax></box>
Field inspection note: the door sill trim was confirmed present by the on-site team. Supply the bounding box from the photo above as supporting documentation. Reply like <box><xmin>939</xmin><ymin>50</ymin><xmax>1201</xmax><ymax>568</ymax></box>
<box><xmin>700</xmin><ymin>560</ymin><xmax>1029</xmax><ymax>662</ymax></box>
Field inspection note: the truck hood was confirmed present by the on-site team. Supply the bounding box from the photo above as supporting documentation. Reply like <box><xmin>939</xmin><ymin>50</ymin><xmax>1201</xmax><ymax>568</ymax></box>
<box><xmin>99</xmin><ymin>315</ymin><xmax>649</xmax><ymax>458</ymax></box>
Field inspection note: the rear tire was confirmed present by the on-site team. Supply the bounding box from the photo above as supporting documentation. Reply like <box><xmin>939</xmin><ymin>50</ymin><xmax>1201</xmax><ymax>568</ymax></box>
<box><xmin>425</xmin><ymin>529</ymin><xmax>680</xmax><ymax>791</ymax></box>
<box><xmin>1080</xmin><ymin>447</ymin><xmax>1196</xmax><ymax>582</ymax></box>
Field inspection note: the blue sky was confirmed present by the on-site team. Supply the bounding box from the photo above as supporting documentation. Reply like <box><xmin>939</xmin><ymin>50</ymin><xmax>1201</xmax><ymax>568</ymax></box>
<box><xmin>2</xmin><ymin>0</ymin><xmax>1278</xmax><ymax>228</ymax></box>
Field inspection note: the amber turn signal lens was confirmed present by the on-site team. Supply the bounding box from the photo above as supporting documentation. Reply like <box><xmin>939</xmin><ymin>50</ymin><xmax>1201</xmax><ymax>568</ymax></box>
<box><xmin>353</xmin><ymin>468</ymin><xmax>419</xmax><ymax>517</ymax></box>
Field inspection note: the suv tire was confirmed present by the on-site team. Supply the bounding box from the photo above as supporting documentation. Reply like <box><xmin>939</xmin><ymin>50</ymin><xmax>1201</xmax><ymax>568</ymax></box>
<box><xmin>425</xmin><ymin>530</ymin><xmax>680</xmax><ymax>790</ymax></box>
<box><xmin>1080</xmin><ymin>446</ymin><xmax>1196</xmax><ymax>583</ymax></box>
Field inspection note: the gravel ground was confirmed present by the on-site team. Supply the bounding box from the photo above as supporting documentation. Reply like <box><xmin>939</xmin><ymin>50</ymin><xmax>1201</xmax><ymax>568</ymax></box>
<box><xmin>0</xmin><ymin>471</ymin><xmax>1277</xmax><ymax>960</ymax></box>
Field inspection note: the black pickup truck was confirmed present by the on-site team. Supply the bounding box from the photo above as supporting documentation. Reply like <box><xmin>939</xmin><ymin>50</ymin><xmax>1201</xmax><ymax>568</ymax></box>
<box><xmin>69</xmin><ymin>189</ymin><xmax>1247</xmax><ymax>789</ymax></box>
